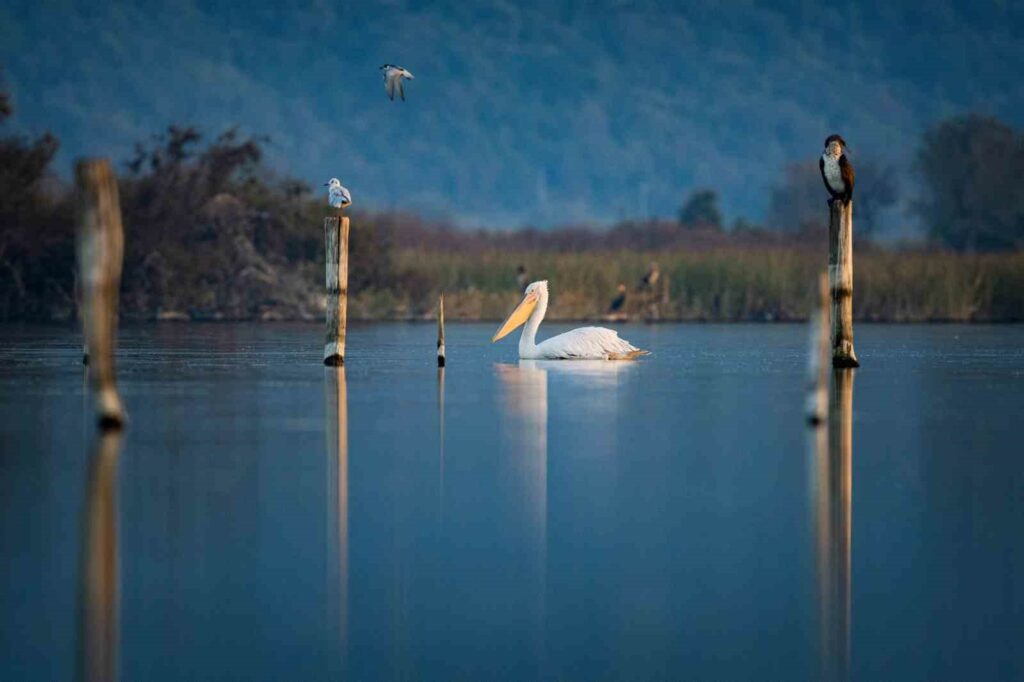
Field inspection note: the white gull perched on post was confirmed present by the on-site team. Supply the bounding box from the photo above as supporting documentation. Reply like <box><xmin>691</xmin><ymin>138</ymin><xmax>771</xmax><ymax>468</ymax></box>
<box><xmin>324</xmin><ymin>178</ymin><xmax>352</xmax><ymax>208</ymax></box>
<box><xmin>380</xmin><ymin>64</ymin><xmax>414</xmax><ymax>101</ymax></box>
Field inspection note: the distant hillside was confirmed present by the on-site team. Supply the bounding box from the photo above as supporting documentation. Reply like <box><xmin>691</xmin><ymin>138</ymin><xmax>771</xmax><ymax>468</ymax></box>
<box><xmin>2</xmin><ymin>0</ymin><xmax>1022</xmax><ymax>227</ymax></box>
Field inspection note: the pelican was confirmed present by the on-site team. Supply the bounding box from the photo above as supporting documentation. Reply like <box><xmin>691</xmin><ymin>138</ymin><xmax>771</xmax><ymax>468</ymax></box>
<box><xmin>492</xmin><ymin>281</ymin><xmax>649</xmax><ymax>360</ymax></box>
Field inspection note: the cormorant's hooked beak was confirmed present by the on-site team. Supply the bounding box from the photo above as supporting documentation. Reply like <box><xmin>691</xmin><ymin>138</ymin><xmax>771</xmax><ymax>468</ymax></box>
<box><xmin>492</xmin><ymin>292</ymin><xmax>539</xmax><ymax>342</ymax></box>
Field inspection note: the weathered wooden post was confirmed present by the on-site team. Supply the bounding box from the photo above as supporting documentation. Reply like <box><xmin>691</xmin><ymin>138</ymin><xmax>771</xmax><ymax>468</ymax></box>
<box><xmin>805</xmin><ymin>271</ymin><xmax>830</xmax><ymax>425</ymax></box>
<box><xmin>828</xmin><ymin>200</ymin><xmax>859</xmax><ymax>367</ymax></box>
<box><xmin>79</xmin><ymin>430</ymin><xmax>122</xmax><ymax>682</ymax></box>
<box><xmin>324</xmin><ymin>215</ymin><xmax>350</xmax><ymax>366</ymax></box>
<box><xmin>75</xmin><ymin>273</ymin><xmax>89</xmax><ymax>365</ymax></box>
<box><xmin>437</xmin><ymin>293</ymin><xmax>446</xmax><ymax>367</ymax></box>
<box><xmin>76</xmin><ymin>159</ymin><xmax>126</xmax><ymax>429</ymax></box>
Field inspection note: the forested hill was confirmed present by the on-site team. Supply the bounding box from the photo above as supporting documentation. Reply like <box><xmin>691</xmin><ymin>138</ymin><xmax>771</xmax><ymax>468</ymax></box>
<box><xmin>2</xmin><ymin>0</ymin><xmax>1022</xmax><ymax>227</ymax></box>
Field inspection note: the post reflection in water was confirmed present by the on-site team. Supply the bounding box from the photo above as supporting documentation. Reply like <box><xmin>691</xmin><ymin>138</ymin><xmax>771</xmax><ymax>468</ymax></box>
<box><xmin>79</xmin><ymin>430</ymin><xmax>123</xmax><ymax>682</ymax></box>
<box><xmin>496</xmin><ymin>361</ymin><xmax>549</xmax><ymax>546</ymax></box>
<box><xmin>324</xmin><ymin>367</ymin><xmax>349</xmax><ymax>676</ymax></box>
<box><xmin>495</xmin><ymin>361</ymin><xmax>549</xmax><ymax>673</ymax></box>
<box><xmin>438</xmin><ymin>367</ymin><xmax>445</xmax><ymax>519</ymax></box>
<box><xmin>811</xmin><ymin>368</ymin><xmax>855</xmax><ymax>682</ymax></box>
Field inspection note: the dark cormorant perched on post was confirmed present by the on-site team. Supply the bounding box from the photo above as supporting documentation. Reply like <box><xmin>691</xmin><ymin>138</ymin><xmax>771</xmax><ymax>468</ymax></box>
<box><xmin>819</xmin><ymin>134</ymin><xmax>855</xmax><ymax>203</ymax></box>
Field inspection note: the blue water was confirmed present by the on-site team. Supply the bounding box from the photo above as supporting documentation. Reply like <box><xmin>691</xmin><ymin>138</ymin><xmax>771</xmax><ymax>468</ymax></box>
<box><xmin>1</xmin><ymin>323</ymin><xmax>1022</xmax><ymax>681</ymax></box>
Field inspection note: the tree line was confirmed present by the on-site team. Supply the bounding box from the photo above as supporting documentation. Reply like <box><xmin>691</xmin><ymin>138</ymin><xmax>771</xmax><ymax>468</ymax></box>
<box><xmin>677</xmin><ymin>115</ymin><xmax>1024</xmax><ymax>251</ymax></box>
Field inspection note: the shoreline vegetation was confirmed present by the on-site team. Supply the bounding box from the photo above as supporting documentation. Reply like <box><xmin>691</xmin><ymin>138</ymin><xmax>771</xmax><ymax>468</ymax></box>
<box><xmin>50</xmin><ymin>246</ymin><xmax>1024</xmax><ymax>324</ymax></box>
<box><xmin>3</xmin><ymin>120</ymin><xmax>1024</xmax><ymax>324</ymax></box>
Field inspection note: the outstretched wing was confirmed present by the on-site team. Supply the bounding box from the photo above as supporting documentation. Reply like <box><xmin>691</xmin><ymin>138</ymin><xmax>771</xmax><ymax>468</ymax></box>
<box><xmin>536</xmin><ymin>326</ymin><xmax>646</xmax><ymax>360</ymax></box>
<box><xmin>386</xmin><ymin>74</ymin><xmax>396</xmax><ymax>100</ymax></box>
<box><xmin>839</xmin><ymin>155</ymin><xmax>855</xmax><ymax>200</ymax></box>
<box><xmin>399</xmin><ymin>80</ymin><xmax>405</xmax><ymax>101</ymax></box>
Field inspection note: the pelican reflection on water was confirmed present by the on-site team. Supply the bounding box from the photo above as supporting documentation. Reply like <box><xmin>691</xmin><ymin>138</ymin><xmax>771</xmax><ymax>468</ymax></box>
<box><xmin>492</xmin><ymin>281</ymin><xmax>649</xmax><ymax>360</ymax></box>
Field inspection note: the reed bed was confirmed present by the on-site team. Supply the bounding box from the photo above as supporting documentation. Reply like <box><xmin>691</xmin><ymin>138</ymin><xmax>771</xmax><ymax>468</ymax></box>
<box><xmin>364</xmin><ymin>248</ymin><xmax>1024</xmax><ymax>322</ymax></box>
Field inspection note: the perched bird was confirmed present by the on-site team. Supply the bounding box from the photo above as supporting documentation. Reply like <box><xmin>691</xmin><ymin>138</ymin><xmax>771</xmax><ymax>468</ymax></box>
<box><xmin>324</xmin><ymin>178</ymin><xmax>352</xmax><ymax>208</ymax></box>
<box><xmin>819</xmin><ymin>134</ymin><xmax>855</xmax><ymax>203</ymax></box>
<box><xmin>608</xmin><ymin>283</ymin><xmax>627</xmax><ymax>313</ymax></box>
<box><xmin>515</xmin><ymin>265</ymin><xmax>529</xmax><ymax>291</ymax></box>
<box><xmin>639</xmin><ymin>262</ymin><xmax>660</xmax><ymax>292</ymax></box>
<box><xmin>380</xmin><ymin>64</ymin><xmax>414</xmax><ymax>101</ymax></box>
<box><xmin>492</xmin><ymin>280</ymin><xmax>649</xmax><ymax>360</ymax></box>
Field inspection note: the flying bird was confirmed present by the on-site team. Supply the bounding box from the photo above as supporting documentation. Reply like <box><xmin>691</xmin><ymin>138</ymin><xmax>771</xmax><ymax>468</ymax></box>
<box><xmin>819</xmin><ymin>134</ymin><xmax>855</xmax><ymax>203</ymax></box>
<box><xmin>380</xmin><ymin>64</ymin><xmax>414</xmax><ymax>101</ymax></box>
<box><xmin>324</xmin><ymin>178</ymin><xmax>352</xmax><ymax>208</ymax></box>
<box><xmin>492</xmin><ymin>280</ymin><xmax>649</xmax><ymax>360</ymax></box>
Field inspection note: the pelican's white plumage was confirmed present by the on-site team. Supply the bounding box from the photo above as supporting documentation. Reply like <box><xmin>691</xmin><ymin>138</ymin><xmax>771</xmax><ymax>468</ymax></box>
<box><xmin>492</xmin><ymin>280</ymin><xmax>648</xmax><ymax>360</ymax></box>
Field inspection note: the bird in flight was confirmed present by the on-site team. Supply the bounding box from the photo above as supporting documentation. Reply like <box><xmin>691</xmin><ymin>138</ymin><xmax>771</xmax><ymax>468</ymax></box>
<box><xmin>380</xmin><ymin>64</ymin><xmax>414</xmax><ymax>101</ymax></box>
<box><xmin>324</xmin><ymin>178</ymin><xmax>352</xmax><ymax>208</ymax></box>
<box><xmin>819</xmin><ymin>134</ymin><xmax>855</xmax><ymax>203</ymax></box>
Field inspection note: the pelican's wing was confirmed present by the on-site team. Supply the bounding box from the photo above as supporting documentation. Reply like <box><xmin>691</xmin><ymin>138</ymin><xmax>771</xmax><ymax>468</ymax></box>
<box><xmin>536</xmin><ymin>326</ymin><xmax>647</xmax><ymax>360</ymax></box>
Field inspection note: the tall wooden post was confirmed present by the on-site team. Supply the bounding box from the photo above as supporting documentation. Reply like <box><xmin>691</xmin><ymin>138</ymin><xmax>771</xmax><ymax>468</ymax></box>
<box><xmin>828</xmin><ymin>200</ymin><xmax>859</xmax><ymax>367</ymax></box>
<box><xmin>324</xmin><ymin>215</ymin><xmax>350</xmax><ymax>366</ymax></box>
<box><xmin>76</xmin><ymin>159</ymin><xmax>126</xmax><ymax>429</ymax></box>
<box><xmin>437</xmin><ymin>293</ymin><xmax>446</xmax><ymax>367</ymax></box>
<box><xmin>805</xmin><ymin>271</ymin><xmax>830</xmax><ymax>425</ymax></box>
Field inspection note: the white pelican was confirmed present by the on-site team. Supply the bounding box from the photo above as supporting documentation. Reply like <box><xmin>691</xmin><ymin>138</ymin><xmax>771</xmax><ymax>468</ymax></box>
<box><xmin>492</xmin><ymin>280</ymin><xmax>649</xmax><ymax>360</ymax></box>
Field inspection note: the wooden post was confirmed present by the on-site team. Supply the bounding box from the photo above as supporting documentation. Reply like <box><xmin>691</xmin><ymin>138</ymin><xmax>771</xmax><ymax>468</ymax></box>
<box><xmin>437</xmin><ymin>293</ymin><xmax>446</xmax><ymax>367</ymax></box>
<box><xmin>324</xmin><ymin>215</ymin><xmax>350</xmax><ymax>366</ymax></box>
<box><xmin>75</xmin><ymin>273</ymin><xmax>89</xmax><ymax>365</ymax></box>
<box><xmin>79</xmin><ymin>430</ymin><xmax>122</xmax><ymax>682</ymax></box>
<box><xmin>828</xmin><ymin>200</ymin><xmax>859</xmax><ymax>367</ymax></box>
<box><xmin>76</xmin><ymin>159</ymin><xmax>125</xmax><ymax>429</ymax></box>
<box><xmin>805</xmin><ymin>271</ymin><xmax>830</xmax><ymax>425</ymax></box>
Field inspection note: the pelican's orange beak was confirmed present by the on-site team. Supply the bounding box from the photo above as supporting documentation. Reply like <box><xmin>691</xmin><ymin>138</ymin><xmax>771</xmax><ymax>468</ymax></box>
<box><xmin>492</xmin><ymin>292</ymin><xmax>538</xmax><ymax>342</ymax></box>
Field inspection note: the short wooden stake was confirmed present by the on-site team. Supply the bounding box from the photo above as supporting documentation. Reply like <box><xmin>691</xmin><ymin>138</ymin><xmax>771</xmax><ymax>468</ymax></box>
<box><xmin>76</xmin><ymin>159</ymin><xmax>125</xmax><ymax>429</ymax></box>
<box><xmin>324</xmin><ymin>215</ymin><xmax>350</xmax><ymax>366</ymax></box>
<box><xmin>828</xmin><ymin>200</ymin><xmax>859</xmax><ymax>367</ymax></box>
<box><xmin>437</xmin><ymin>293</ymin><xmax>446</xmax><ymax>367</ymax></box>
<box><xmin>805</xmin><ymin>271</ymin><xmax>830</xmax><ymax>425</ymax></box>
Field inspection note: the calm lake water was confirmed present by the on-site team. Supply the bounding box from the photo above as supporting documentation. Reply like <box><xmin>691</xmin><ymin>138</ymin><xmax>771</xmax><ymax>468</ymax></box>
<box><xmin>1</xmin><ymin>322</ymin><xmax>1022</xmax><ymax>681</ymax></box>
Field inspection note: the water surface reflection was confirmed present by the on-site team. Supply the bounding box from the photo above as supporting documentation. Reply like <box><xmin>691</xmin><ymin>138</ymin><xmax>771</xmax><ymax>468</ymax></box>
<box><xmin>324</xmin><ymin>368</ymin><xmax>348</xmax><ymax>678</ymax></box>
<box><xmin>79</xmin><ymin>431</ymin><xmax>122</xmax><ymax>682</ymax></box>
<box><xmin>811</xmin><ymin>369</ymin><xmax>855</xmax><ymax>682</ymax></box>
